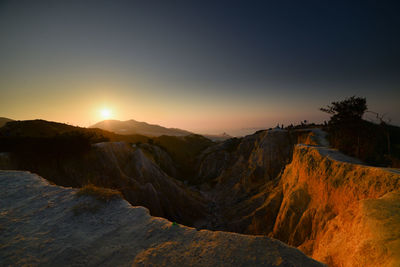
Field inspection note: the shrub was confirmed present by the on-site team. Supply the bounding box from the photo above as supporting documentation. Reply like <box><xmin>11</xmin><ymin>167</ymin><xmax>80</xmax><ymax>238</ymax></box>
<box><xmin>320</xmin><ymin>96</ymin><xmax>400</xmax><ymax>167</ymax></box>
<box><xmin>320</xmin><ymin>96</ymin><xmax>367</xmax><ymax>124</ymax></box>
<box><xmin>76</xmin><ymin>184</ymin><xmax>122</xmax><ymax>202</ymax></box>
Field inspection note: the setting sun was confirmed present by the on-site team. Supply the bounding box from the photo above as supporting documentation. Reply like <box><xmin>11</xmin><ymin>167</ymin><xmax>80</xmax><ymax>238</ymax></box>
<box><xmin>100</xmin><ymin>108</ymin><xmax>112</xmax><ymax>119</ymax></box>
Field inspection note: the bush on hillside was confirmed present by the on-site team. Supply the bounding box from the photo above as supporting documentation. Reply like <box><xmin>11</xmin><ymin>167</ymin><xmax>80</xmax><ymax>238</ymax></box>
<box><xmin>320</xmin><ymin>96</ymin><xmax>367</xmax><ymax>124</ymax></box>
<box><xmin>321</xmin><ymin>96</ymin><xmax>400</xmax><ymax>167</ymax></box>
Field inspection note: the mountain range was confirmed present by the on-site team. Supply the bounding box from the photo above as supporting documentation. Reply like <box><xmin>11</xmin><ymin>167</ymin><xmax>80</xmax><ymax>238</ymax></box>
<box><xmin>91</xmin><ymin>119</ymin><xmax>191</xmax><ymax>137</ymax></box>
<box><xmin>0</xmin><ymin>117</ymin><xmax>231</xmax><ymax>141</ymax></box>
<box><xmin>91</xmin><ymin>119</ymin><xmax>232</xmax><ymax>140</ymax></box>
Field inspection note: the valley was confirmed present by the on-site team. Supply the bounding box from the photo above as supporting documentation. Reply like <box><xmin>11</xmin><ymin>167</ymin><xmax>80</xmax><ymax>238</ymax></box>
<box><xmin>1</xmin><ymin>121</ymin><xmax>399</xmax><ymax>266</ymax></box>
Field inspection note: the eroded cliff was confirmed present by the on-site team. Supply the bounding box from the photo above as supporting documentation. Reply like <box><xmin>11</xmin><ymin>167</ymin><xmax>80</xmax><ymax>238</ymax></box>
<box><xmin>1</xmin><ymin>128</ymin><xmax>399</xmax><ymax>266</ymax></box>
<box><xmin>0</xmin><ymin>141</ymin><xmax>206</xmax><ymax>226</ymax></box>
<box><xmin>272</xmin><ymin>144</ymin><xmax>400</xmax><ymax>266</ymax></box>
<box><xmin>0</xmin><ymin>171</ymin><xmax>323</xmax><ymax>267</ymax></box>
<box><xmin>195</xmin><ymin>129</ymin><xmax>400</xmax><ymax>266</ymax></box>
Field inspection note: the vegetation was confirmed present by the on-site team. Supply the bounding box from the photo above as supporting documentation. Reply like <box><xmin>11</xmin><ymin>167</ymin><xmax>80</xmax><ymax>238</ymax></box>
<box><xmin>76</xmin><ymin>184</ymin><xmax>122</xmax><ymax>202</ymax></box>
<box><xmin>320</xmin><ymin>96</ymin><xmax>367</xmax><ymax>124</ymax></box>
<box><xmin>321</xmin><ymin>96</ymin><xmax>400</xmax><ymax>167</ymax></box>
<box><xmin>72</xmin><ymin>184</ymin><xmax>122</xmax><ymax>215</ymax></box>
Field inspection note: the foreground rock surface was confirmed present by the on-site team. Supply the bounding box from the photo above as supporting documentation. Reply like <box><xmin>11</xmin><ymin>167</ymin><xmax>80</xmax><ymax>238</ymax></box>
<box><xmin>0</xmin><ymin>171</ymin><xmax>323</xmax><ymax>267</ymax></box>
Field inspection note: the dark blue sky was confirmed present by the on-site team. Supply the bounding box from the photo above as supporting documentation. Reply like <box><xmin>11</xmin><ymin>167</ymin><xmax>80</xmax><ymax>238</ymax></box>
<box><xmin>0</xmin><ymin>0</ymin><xmax>399</xmax><ymax>134</ymax></box>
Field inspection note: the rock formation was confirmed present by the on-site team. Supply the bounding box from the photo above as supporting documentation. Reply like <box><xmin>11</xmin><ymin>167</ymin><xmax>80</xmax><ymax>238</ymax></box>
<box><xmin>271</xmin><ymin>144</ymin><xmax>400</xmax><ymax>265</ymax></box>
<box><xmin>0</xmin><ymin>141</ymin><xmax>206</xmax><ymax>226</ymax></box>
<box><xmin>195</xmin><ymin>128</ymin><xmax>400</xmax><ymax>266</ymax></box>
<box><xmin>1</xmin><ymin>127</ymin><xmax>399</xmax><ymax>266</ymax></box>
<box><xmin>0</xmin><ymin>171</ymin><xmax>323</xmax><ymax>267</ymax></box>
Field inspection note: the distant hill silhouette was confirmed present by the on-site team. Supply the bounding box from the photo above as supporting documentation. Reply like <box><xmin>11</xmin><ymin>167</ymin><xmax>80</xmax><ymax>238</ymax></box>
<box><xmin>90</xmin><ymin>119</ymin><xmax>192</xmax><ymax>137</ymax></box>
<box><xmin>91</xmin><ymin>119</ymin><xmax>232</xmax><ymax>141</ymax></box>
<box><xmin>0</xmin><ymin>119</ymin><xmax>84</xmax><ymax>137</ymax></box>
<box><xmin>0</xmin><ymin>119</ymin><xmax>150</xmax><ymax>153</ymax></box>
<box><xmin>0</xmin><ymin>117</ymin><xmax>13</xmax><ymax>128</ymax></box>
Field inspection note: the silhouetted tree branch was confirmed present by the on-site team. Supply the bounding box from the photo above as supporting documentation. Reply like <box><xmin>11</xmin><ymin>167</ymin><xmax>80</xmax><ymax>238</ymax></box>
<box><xmin>320</xmin><ymin>96</ymin><xmax>367</xmax><ymax>125</ymax></box>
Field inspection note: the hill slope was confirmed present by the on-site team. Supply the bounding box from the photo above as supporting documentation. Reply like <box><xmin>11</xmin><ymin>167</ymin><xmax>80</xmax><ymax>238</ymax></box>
<box><xmin>91</xmin><ymin>119</ymin><xmax>192</xmax><ymax>137</ymax></box>
<box><xmin>0</xmin><ymin>117</ymin><xmax>13</xmax><ymax>128</ymax></box>
<box><xmin>0</xmin><ymin>119</ymin><xmax>150</xmax><ymax>144</ymax></box>
<box><xmin>0</xmin><ymin>171</ymin><xmax>323</xmax><ymax>267</ymax></box>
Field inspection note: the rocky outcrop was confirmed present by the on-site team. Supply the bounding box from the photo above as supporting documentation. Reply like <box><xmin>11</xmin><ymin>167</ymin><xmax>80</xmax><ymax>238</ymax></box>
<box><xmin>2</xmin><ymin>127</ymin><xmax>399</xmax><ymax>266</ymax></box>
<box><xmin>196</xmin><ymin>128</ymin><xmax>400</xmax><ymax>266</ymax></box>
<box><xmin>139</xmin><ymin>143</ymin><xmax>179</xmax><ymax>178</ymax></box>
<box><xmin>0</xmin><ymin>171</ymin><xmax>324</xmax><ymax>267</ymax></box>
<box><xmin>270</xmin><ymin>144</ymin><xmax>399</xmax><ymax>238</ymax></box>
<box><xmin>273</xmin><ymin>144</ymin><xmax>400</xmax><ymax>266</ymax></box>
<box><xmin>198</xmin><ymin>129</ymin><xmax>293</xmax><ymax>194</ymax></box>
<box><xmin>194</xmin><ymin>129</ymin><xmax>294</xmax><ymax>232</ymax></box>
<box><xmin>0</xmin><ymin>142</ymin><xmax>206</xmax><ymax>226</ymax></box>
<box><xmin>195</xmin><ymin>129</ymin><xmax>309</xmax><ymax>233</ymax></box>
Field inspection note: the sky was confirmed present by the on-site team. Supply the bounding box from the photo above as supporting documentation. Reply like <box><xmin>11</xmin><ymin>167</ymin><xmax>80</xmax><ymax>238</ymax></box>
<box><xmin>0</xmin><ymin>0</ymin><xmax>399</xmax><ymax>135</ymax></box>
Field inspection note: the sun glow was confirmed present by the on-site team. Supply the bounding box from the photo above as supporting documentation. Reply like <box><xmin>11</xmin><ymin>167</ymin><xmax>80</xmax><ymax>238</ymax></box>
<box><xmin>100</xmin><ymin>108</ymin><xmax>112</xmax><ymax>119</ymax></box>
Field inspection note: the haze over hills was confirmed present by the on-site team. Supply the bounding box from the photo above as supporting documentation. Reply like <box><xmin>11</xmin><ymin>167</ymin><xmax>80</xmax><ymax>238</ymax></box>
<box><xmin>91</xmin><ymin>119</ymin><xmax>232</xmax><ymax>140</ymax></box>
<box><xmin>0</xmin><ymin>118</ymin><xmax>231</xmax><ymax>141</ymax></box>
<box><xmin>91</xmin><ymin>119</ymin><xmax>193</xmax><ymax>137</ymax></box>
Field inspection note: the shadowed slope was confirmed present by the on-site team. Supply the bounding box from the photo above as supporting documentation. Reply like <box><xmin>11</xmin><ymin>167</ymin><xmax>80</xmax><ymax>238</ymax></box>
<box><xmin>0</xmin><ymin>117</ymin><xmax>13</xmax><ymax>128</ymax></box>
